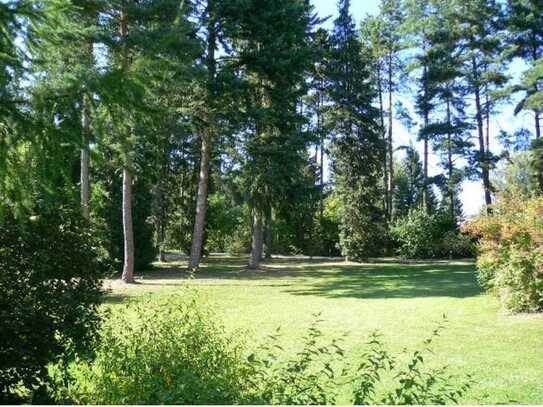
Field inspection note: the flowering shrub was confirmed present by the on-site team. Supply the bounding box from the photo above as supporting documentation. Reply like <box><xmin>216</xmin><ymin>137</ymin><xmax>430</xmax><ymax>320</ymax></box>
<box><xmin>464</xmin><ymin>197</ymin><xmax>543</xmax><ymax>312</ymax></box>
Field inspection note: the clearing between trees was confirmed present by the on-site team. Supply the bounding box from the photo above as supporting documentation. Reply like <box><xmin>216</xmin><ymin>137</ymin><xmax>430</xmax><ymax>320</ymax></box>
<box><xmin>106</xmin><ymin>255</ymin><xmax>543</xmax><ymax>405</ymax></box>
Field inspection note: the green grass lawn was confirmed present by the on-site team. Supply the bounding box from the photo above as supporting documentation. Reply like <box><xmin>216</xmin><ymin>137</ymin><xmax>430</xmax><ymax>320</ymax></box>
<box><xmin>106</xmin><ymin>256</ymin><xmax>543</xmax><ymax>404</ymax></box>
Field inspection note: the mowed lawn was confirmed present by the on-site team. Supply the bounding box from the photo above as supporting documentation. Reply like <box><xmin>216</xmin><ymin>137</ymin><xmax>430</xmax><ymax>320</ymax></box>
<box><xmin>106</xmin><ymin>255</ymin><xmax>543</xmax><ymax>404</ymax></box>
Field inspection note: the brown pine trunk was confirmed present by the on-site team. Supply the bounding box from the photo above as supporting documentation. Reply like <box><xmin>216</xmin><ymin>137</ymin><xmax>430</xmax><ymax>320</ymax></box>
<box><xmin>387</xmin><ymin>51</ymin><xmax>394</xmax><ymax>218</ymax></box>
<box><xmin>189</xmin><ymin>133</ymin><xmax>212</xmax><ymax>270</ymax></box>
<box><xmin>485</xmin><ymin>89</ymin><xmax>490</xmax><ymax>153</ymax></box>
<box><xmin>264</xmin><ymin>209</ymin><xmax>272</xmax><ymax>259</ymax></box>
<box><xmin>188</xmin><ymin>0</ymin><xmax>217</xmax><ymax>271</ymax></box>
<box><xmin>80</xmin><ymin>39</ymin><xmax>93</xmax><ymax>220</ymax></box>
<box><xmin>532</xmin><ymin>42</ymin><xmax>541</xmax><ymax>139</ymax></box>
<box><xmin>422</xmin><ymin>59</ymin><xmax>429</xmax><ymax>212</ymax></box>
<box><xmin>446</xmin><ymin>99</ymin><xmax>454</xmax><ymax>221</ymax></box>
<box><xmin>119</xmin><ymin>5</ymin><xmax>135</xmax><ymax>283</ymax></box>
<box><xmin>248</xmin><ymin>213</ymin><xmax>263</xmax><ymax>269</ymax></box>
<box><xmin>80</xmin><ymin>96</ymin><xmax>90</xmax><ymax>220</ymax></box>
<box><xmin>377</xmin><ymin>66</ymin><xmax>389</xmax><ymax>219</ymax></box>
<box><xmin>423</xmin><ymin>134</ymin><xmax>428</xmax><ymax>211</ymax></box>
<box><xmin>472</xmin><ymin>57</ymin><xmax>492</xmax><ymax>212</ymax></box>
<box><xmin>317</xmin><ymin>87</ymin><xmax>324</xmax><ymax>222</ymax></box>
<box><xmin>121</xmin><ymin>164</ymin><xmax>135</xmax><ymax>283</ymax></box>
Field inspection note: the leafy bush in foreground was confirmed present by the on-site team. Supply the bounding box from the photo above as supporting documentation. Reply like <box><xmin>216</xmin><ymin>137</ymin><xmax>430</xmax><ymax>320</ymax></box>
<box><xmin>464</xmin><ymin>196</ymin><xmax>543</xmax><ymax>312</ymax></box>
<box><xmin>54</xmin><ymin>294</ymin><xmax>249</xmax><ymax>404</ymax></box>
<box><xmin>0</xmin><ymin>208</ymin><xmax>105</xmax><ymax>403</ymax></box>
<box><xmin>54</xmin><ymin>294</ymin><xmax>471</xmax><ymax>405</ymax></box>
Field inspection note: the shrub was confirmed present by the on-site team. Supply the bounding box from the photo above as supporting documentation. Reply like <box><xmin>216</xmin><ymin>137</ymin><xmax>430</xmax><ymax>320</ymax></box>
<box><xmin>390</xmin><ymin>209</ymin><xmax>471</xmax><ymax>259</ymax></box>
<box><xmin>206</xmin><ymin>193</ymin><xmax>243</xmax><ymax>253</ymax></box>
<box><xmin>440</xmin><ymin>230</ymin><xmax>476</xmax><ymax>259</ymax></box>
<box><xmin>225</xmin><ymin>225</ymin><xmax>253</xmax><ymax>255</ymax></box>
<box><xmin>0</xmin><ymin>208</ymin><xmax>105</xmax><ymax>403</ymax></box>
<box><xmin>251</xmin><ymin>315</ymin><xmax>471</xmax><ymax>405</ymax></box>
<box><xmin>55</xmin><ymin>295</ymin><xmax>472</xmax><ymax>405</ymax></box>
<box><xmin>464</xmin><ymin>196</ymin><xmax>543</xmax><ymax>312</ymax></box>
<box><xmin>57</xmin><ymin>293</ymin><xmax>251</xmax><ymax>404</ymax></box>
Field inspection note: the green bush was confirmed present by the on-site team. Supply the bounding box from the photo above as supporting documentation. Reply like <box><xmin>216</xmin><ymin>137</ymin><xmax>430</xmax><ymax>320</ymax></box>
<box><xmin>0</xmin><ymin>208</ymin><xmax>105</xmax><ymax>403</ymax></box>
<box><xmin>465</xmin><ymin>196</ymin><xmax>543</xmax><ymax>312</ymax></box>
<box><xmin>440</xmin><ymin>230</ymin><xmax>476</xmax><ymax>259</ymax></box>
<box><xmin>56</xmin><ymin>293</ymin><xmax>251</xmax><ymax>404</ymax></box>
<box><xmin>54</xmin><ymin>295</ymin><xmax>471</xmax><ymax>405</ymax></box>
<box><xmin>206</xmin><ymin>193</ymin><xmax>243</xmax><ymax>253</ymax></box>
<box><xmin>391</xmin><ymin>209</ymin><xmax>473</xmax><ymax>259</ymax></box>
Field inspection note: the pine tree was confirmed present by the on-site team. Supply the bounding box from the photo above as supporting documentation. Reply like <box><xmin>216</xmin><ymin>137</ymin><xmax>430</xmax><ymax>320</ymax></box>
<box><xmin>326</xmin><ymin>0</ymin><xmax>385</xmax><ymax>260</ymax></box>
<box><xmin>221</xmin><ymin>0</ymin><xmax>318</xmax><ymax>268</ymax></box>
<box><xmin>455</xmin><ymin>0</ymin><xmax>508</xmax><ymax>212</ymax></box>
<box><xmin>188</xmin><ymin>0</ymin><xmax>218</xmax><ymax>271</ymax></box>
<box><xmin>405</xmin><ymin>0</ymin><xmax>471</xmax><ymax>221</ymax></box>
<box><xmin>377</xmin><ymin>0</ymin><xmax>406</xmax><ymax>220</ymax></box>
<box><xmin>93</xmin><ymin>0</ymin><xmax>199</xmax><ymax>281</ymax></box>
<box><xmin>505</xmin><ymin>0</ymin><xmax>543</xmax><ymax>139</ymax></box>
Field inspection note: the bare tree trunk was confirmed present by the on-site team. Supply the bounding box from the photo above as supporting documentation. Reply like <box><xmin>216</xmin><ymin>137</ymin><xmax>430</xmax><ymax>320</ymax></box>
<box><xmin>485</xmin><ymin>89</ymin><xmax>490</xmax><ymax>153</ymax></box>
<box><xmin>423</xmin><ymin>135</ymin><xmax>428</xmax><ymax>211</ymax></box>
<box><xmin>472</xmin><ymin>57</ymin><xmax>492</xmax><ymax>212</ymax></box>
<box><xmin>80</xmin><ymin>97</ymin><xmax>90</xmax><ymax>220</ymax></box>
<box><xmin>121</xmin><ymin>164</ymin><xmax>135</xmax><ymax>283</ymax></box>
<box><xmin>387</xmin><ymin>52</ymin><xmax>394</xmax><ymax>219</ymax></box>
<box><xmin>317</xmin><ymin>87</ymin><xmax>324</xmax><ymax>222</ymax></box>
<box><xmin>264</xmin><ymin>209</ymin><xmax>272</xmax><ymax>259</ymax></box>
<box><xmin>421</xmin><ymin>59</ymin><xmax>429</xmax><ymax>212</ymax></box>
<box><xmin>158</xmin><ymin>202</ymin><xmax>166</xmax><ymax>262</ymax></box>
<box><xmin>446</xmin><ymin>98</ymin><xmax>454</xmax><ymax>221</ymax></box>
<box><xmin>188</xmin><ymin>0</ymin><xmax>217</xmax><ymax>271</ymax></box>
<box><xmin>248</xmin><ymin>213</ymin><xmax>263</xmax><ymax>269</ymax></box>
<box><xmin>377</xmin><ymin>66</ymin><xmax>388</xmax><ymax>219</ymax></box>
<box><xmin>189</xmin><ymin>134</ymin><xmax>211</xmax><ymax>270</ymax></box>
<box><xmin>536</xmin><ymin>111</ymin><xmax>541</xmax><ymax>140</ymax></box>
<box><xmin>533</xmin><ymin>43</ymin><xmax>541</xmax><ymax>140</ymax></box>
<box><xmin>119</xmin><ymin>5</ymin><xmax>135</xmax><ymax>284</ymax></box>
<box><xmin>80</xmin><ymin>38</ymin><xmax>93</xmax><ymax>220</ymax></box>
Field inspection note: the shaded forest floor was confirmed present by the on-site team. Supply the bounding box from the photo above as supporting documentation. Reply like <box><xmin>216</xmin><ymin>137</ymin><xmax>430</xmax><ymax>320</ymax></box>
<box><xmin>105</xmin><ymin>255</ymin><xmax>543</xmax><ymax>404</ymax></box>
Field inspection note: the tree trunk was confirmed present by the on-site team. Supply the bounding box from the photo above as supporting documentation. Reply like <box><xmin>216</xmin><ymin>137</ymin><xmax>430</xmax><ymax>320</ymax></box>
<box><xmin>485</xmin><ymin>89</ymin><xmax>490</xmax><ymax>153</ymax></box>
<box><xmin>121</xmin><ymin>164</ymin><xmax>135</xmax><ymax>283</ymax></box>
<box><xmin>248</xmin><ymin>213</ymin><xmax>263</xmax><ymax>269</ymax></box>
<box><xmin>422</xmin><ymin>60</ymin><xmax>429</xmax><ymax>213</ymax></box>
<box><xmin>446</xmin><ymin>98</ymin><xmax>454</xmax><ymax>221</ymax></box>
<box><xmin>472</xmin><ymin>56</ymin><xmax>492</xmax><ymax>212</ymax></box>
<box><xmin>387</xmin><ymin>51</ymin><xmax>394</xmax><ymax>218</ymax></box>
<box><xmin>80</xmin><ymin>95</ymin><xmax>90</xmax><ymax>220</ymax></box>
<box><xmin>119</xmin><ymin>5</ymin><xmax>135</xmax><ymax>283</ymax></box>
<box><xmin>318</xmin><ymin>87</ymin><xmax>324</xmax><ymax>222</ymax></box>
<box><xmin>80</xmin><ymin>38</ymin><xmax>93</xmax><ymax>220</ymax></box>
<box><xmin>189</xmin><ymin>134</ymin><xmax>212</xmax><ymax>270</ymax></box>
<box><xmin>535</xmin><ymin>111</ymin><xmax>541</xmax><ymax>139</ymax></box>
<box><xmin>264</xmin><ymin>209</ymin><xmax>272</xmax><ymax>259</ymax></box>
<box><xmin>532</xmin><ymin>42</ymin><xmax>541</xmax><ymax>139</ymax></box>
<box><xmin>423</xmin><ymin>134</ymin><xmax>428</xmax><ymax>211</ymax></box>
<box><xmin>158</xmin><ymin>203</ymin><xmax>166</xmax><ymax>262</ymax></box>
<box><xmin>188</xmin><ymin>0</ymin><xmax>217</xmax><ymax>271</ymax></box>
<box><xmin>377</xmin><ymin>66</ymin><xmax>389</xmax><ymax>219</ymax></box>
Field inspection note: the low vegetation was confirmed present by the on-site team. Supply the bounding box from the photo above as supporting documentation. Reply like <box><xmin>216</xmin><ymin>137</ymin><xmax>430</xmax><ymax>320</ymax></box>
<box><xmin>0</xmin><ymin>208</ymin><xmax>105</xmax><ymax>403</ymax></box>
<box><xmin>466</xmin><ymin>196</ymin><xmax>543</xmax><ymax>312</ymax></box>
<box><xmin>50</xmin><ymin>293</ymin><xmax>471</xmax><ymax>405</ymax></box>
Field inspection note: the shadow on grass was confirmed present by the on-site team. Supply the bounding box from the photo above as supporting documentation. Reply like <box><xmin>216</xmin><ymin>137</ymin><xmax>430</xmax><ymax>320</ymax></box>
<box><xmin>286</xmin><ymin>263</ymin><xmax>481</xmax><ymax>299</ymax></box>
<box><xmin>106</xmin><ymin>256</ymin><xmax>482</xmax><ymax>301</ymax></box>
